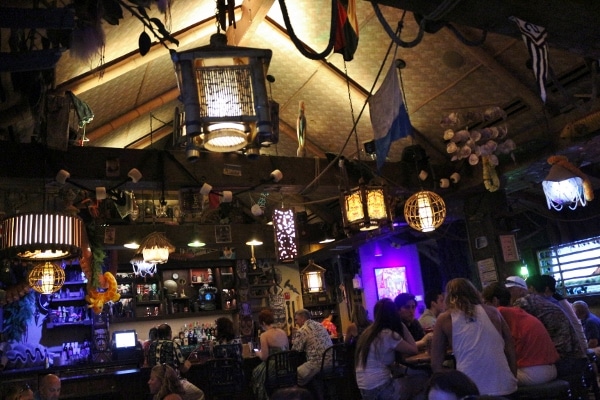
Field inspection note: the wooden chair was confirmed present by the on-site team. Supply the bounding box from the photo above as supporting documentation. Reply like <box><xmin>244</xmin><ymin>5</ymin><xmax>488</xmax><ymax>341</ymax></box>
<box><xmin>319</xmin><ymin>343</ymin><xmax>359</xmax><ymax>400</ymax></box>
<box><xmin>204</xmin><ymin>357</ymin><xmax>245</xmax><ymax>400</ymax></box>
<box><xmin>264</xmin><ymin>350</ymin><xmax>306</xmax><ymax>396</ymax></box>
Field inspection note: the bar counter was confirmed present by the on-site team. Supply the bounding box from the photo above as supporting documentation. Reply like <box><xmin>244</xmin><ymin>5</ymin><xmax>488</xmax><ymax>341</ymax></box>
<box><xmin>1</xmin><ymin>360</ymin><xmax>147</xmax><ymax>400</ymax></box>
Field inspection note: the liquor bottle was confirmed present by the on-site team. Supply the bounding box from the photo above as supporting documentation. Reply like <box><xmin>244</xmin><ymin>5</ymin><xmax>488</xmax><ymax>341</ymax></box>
<box><xmin>192</xmin><ymin>327</ymin><xmax>198</xmax><ymax>345</ymax></box>
<box><xmin>63</xmin><ymin>342</ymin><xmax>69</xmax><ymax>360</ymax></box>
<box><xmin>68</xmin><ymin>342</ymin><xmax>74</xmax><ymax>358</ymax></box>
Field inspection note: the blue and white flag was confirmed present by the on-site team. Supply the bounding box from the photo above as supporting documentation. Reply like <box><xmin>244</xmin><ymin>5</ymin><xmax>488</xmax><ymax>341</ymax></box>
<box><xmin>510</xmin><ymin>16</ymin><xmax>549</xmax><ymax>102</ymax></box>
<box><xmin>369</xmin><ymin>62</ymin><xmax>413</xmax><ymax>170</ymax></box>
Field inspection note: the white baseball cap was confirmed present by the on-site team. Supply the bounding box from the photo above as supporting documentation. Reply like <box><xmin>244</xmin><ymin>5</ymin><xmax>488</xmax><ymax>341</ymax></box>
<box><xmin>505</xmin><ymin>276</ymin><xmax>527</xmax><ymax>289</ymax></box>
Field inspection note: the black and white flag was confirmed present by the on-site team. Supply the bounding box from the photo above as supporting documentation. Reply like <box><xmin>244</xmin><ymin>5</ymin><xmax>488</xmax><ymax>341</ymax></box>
<box><xmin>510</xmin><ymin>16</ymin><xmax>549</xmax><ymax>102</ymax></box>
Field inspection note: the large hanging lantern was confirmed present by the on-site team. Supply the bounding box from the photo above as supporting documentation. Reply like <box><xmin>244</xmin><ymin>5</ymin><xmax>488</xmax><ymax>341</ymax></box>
<box><xmin>172</xmin><ymin>32</ymin><xmax>273</xmax><ymax>158</ymax></box>
<box><xmin>1</xmin><ymin>213</ymin><xmax>85</xmax><ymax>260</ymax></box>
<box><xmin>404</xmin><ymin>190</ymin><xmax>446</xmax><ymax>233</ymax></box>
<box><xmin>273</xmin><ymin>208</ymin><xmax>298</xmax><ymax>262</ymax></box>
<box><xmin>138</xmin><ymin>232</ymin><xmax>175</xmax><ymax>264</ymax></box>
<box><xmin>541</xmin><ymin>156</ymin><xmax>593</xmax><ymax>211</ymax></box>
<box><xmin>29</xmin><ymin>261</ymin><xmax>66</xmax><ymax>294</ymax></box>
<box><xmin>341</xmin><ymin>184</ymin><xmax>391</xmax><ymax>231</ymax></box>
<box><xmin>301</xmin><ymin>260</ymin><xmax>326</xmax><ymax>293</ymax></box>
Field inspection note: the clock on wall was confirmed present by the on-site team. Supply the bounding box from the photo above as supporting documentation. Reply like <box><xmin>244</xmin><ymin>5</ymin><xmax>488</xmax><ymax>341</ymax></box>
<box><xmin>172</xmin><ymin>272</ymin><xmax>179</xmax><ymax>280</ymax></box>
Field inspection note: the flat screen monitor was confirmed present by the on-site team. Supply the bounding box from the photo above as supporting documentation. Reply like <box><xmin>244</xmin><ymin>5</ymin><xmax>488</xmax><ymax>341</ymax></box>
<box><xmin>374</xmin><ymin>266</ymin><xmax>408</xmax><ymax>300</ymax></box>
<box><xmin>113</xmin><ymin>329</ymin><xmax>137</xmax><ymax>349</ymax></box>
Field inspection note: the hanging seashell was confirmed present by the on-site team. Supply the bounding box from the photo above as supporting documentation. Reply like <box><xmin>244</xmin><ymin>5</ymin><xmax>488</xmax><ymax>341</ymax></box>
<box><xmin>452</xmin><ymin>129</ymin><xmax>470</xmax><ymax>143</ymax></box>
<box><xmin>458</xmin><ymin>145</ymin><xmax>472</xmax><ymax>159</ymax></box>
<box><xmin>440</xmin><ymin>112</ymin><xmax>461</xmax><ymax>127</ymax></box>
<box><xmin>443</xmin><ymin>129</ymin><xmax>455</xmax><ymax>141</ymax></box>
<box><xmin>468</xmin><ymin>154</ymin><xmax>480</xmax><ymax>165</ymax></box>
<box><xmin>489</xmin><ymin>127</ymin><xmax>499</xmax><ymax>139</ymax></box>
<box><xmin>483</xmin><ymin>106</ymin><xmax>507</xmax><ymax>121</ymax></box>
<box><xmin>446</xmin><ymin>142</ymin><xmax>458</xmax><ymax>154</ymax></box>
<box><xmin>488</xmin><ymin>154</ymin><xmax>499</xmax><ymax>166</ymax></box>
<box><xmin>497</xmin><ymin>124</ymin><xmax>509</xmax><ymax>139</ymax></box>
<box><xmin>479</xmin><ymin>128</ymin><xmax>492</xmax><ymax>141</ymax></box>
<box><xmin>484</xmin><ymin>140</ymin><xmax>498</xmax><ymax>153</ymax></box>
<box><xmin>470</xmin><ymin>130</ymin><xmax>481</xmax><ymax>142</ymax></box>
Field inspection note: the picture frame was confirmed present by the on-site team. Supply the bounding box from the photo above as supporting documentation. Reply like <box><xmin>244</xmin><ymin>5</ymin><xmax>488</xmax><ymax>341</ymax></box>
<box><xmin>374</xmin><ymin>266</ymin><xmax>408</xmax><ymax>300</ymax></box>
<box><xmin>215</xmin><ymin>225</ymin><xmax>232</xmax><ymax>243</ymax></box>
<box><xmin>499</xmin><ymin>234</ymin><xmax>520</xmax><ymax>262</ymax></box>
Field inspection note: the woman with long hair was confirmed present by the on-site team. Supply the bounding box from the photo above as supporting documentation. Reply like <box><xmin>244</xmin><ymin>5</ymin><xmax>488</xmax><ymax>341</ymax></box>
<box><xmin>355</xmin><ymin>298</ymin><xmax>418</xmax><ymax>400</ymax></box>
<box><xmin>148</xmin><ymin>364</ymin><xmax>185</xmax><ymax>400</ymax></box>
<box><xmin>431</xmin><ymin>278</ymin><xmax>517</xmax><ymax>397</ymax></box>
<box><xmin>344</xmin><ymin>304</ymin><xmax>372</xmax><ymax>345</ymax></box>
<box><xmin>251</xmin><ymin>308</ymin><xmax>290</xmax><ymax>400</ymax></box>
<box><xmin>148</xmin><ymin>364</ymin><xmax>204</xmax><ymax>400</ymax></box>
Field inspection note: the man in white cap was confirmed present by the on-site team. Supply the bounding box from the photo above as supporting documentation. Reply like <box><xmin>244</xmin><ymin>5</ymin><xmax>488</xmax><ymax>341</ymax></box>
<box><xmin>504</xmin><ymin>276</ymin><xmax>529</xmax><ymax>304</ymax></box>
<box><xmin>510</xmin><ymin>275</ymin><xmax>588</xmax><ymax>396</ymax></box>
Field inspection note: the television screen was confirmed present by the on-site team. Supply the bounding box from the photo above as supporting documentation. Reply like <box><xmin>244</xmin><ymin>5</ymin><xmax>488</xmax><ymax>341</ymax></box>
<box><xmin>113</xmin><ymin>330</ymin><xmax>137</xmax><ymax>349</ymax></box>
<box><xmin>374</xmin><ymin>266</ymin><xmax>408</xmax><ymax>300</ymax></box>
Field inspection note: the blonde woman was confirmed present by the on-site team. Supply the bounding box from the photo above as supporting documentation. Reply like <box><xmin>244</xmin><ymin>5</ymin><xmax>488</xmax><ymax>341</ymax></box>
<box><xmin>148</xmin><ymin>364</ymin><xmax>204</xmax><ymax>400</ymax></box>
<box><xmin>431</xmin><ymin>278</ymin><xmax>517</xmax><ymax>397</ymax></box>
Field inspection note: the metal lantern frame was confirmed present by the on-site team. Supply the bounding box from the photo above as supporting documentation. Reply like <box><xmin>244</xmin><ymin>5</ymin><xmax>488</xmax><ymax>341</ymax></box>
<box><xmin>273</xmin><ymin>208</ymin><xmax>298</xmax><ymax>263</ymax></box>
<box><xmin>341</xmin><ymin>184</ymin><xmax>391</xmax><ymax>231</ymax></box>
<box><xmin>29</xmin><ymin>261</ymin><xmax>66</xmax><ymax>294</ymax></box>
<box><xmin>172</xmin><ymin>33</ymin><xmax>274</xmax><ymax>155</ymax></box>
<box><xmin>404</xmin><ymin>190</ymin><xmax>446</xmax><ymax>233</ymax></box>
<box><xmin>301</xmin><ymin>259</ymin><xmax>327</xmax><ymax>294</ymax></box>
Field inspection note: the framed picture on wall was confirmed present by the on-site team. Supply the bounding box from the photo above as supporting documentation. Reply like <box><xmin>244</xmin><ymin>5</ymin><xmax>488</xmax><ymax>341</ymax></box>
<box><xmin>374</xmin><ymin>266</ymin><xmax>408</xmax><ymax>300</ymax></box>
<box><xmin>215</xmin><ymin>225</ymin><xmax>232</xmax><ymax>243</ymax></box>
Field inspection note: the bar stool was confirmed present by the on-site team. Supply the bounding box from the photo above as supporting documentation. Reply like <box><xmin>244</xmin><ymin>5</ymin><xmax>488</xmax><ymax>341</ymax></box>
<box><xmin>514</xmin><ymin>379</ymin><xmax>571</xmax><ymax>400</ymax></box>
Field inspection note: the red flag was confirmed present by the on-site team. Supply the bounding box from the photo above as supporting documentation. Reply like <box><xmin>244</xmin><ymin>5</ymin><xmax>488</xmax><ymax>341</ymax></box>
<box><xmin>333</xmin><ymin>0</ymin><xmax>359</xmax><ymax>61</ymax></box>
<box><xmin>209</xmin><ymin>193</ymin><xmax>221</xmax><ymax>209</ymax></box>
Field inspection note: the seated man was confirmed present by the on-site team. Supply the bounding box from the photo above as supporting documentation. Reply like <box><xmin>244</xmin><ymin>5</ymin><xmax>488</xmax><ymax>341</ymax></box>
<box><xmin>394</xmin><ymin>292</ymin><xmax>431</xmax><ymax>350</ymax></box>
<box><xmin>148</xmin><ymin>323</ymin><xmax>191</xmax><ymax>374</ymax></box>
<box><xmin>291</xmin><ymin>309</ymin><xmax>333</xmax><ymax>388</ymax></box>
<box><xmin>419</xmin><ymin>289</ymin><xmax>445</xmax><ymax>332</ymax></box>
<box><xmin>35</xmin><ymin>374</ymin><xmax>61</xmax><ymax>400</ymax></box>
<box><xmin>510</xmin><ymin>276</ymin><xmax>588</xmax><ymax>397</ymax></box>
<box><xmin>573</xmin><ymin>300</ymin><xmax>600</xmax><ymax>358</ymax></box>
<box><xmin>482</xmin><ymin>281</ymin><xmax>559</xmax><ymax>385</ymax></box>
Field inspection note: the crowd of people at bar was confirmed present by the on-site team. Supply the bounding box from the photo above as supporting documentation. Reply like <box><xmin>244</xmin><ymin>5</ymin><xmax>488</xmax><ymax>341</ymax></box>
<box><xmin>6</xmin><ymin>272</ymin><xmax>600</xmax><ymax>400</ymax></box>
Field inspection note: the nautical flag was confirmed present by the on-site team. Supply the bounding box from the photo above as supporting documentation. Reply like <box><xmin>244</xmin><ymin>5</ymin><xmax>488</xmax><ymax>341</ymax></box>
<box><xmin>333</xmin><ymin>0</ymin><xmax>359</xmax><ymax>61</ymax></box>
<box><xmin>510</xmin><ymin>16</ymin><xmax>549</xmax><ymax>102</ymax></box>
<box><xmin>369</xmin><ymin>62</ymin><xmax>413</xmax><ymax>170</ymax></box>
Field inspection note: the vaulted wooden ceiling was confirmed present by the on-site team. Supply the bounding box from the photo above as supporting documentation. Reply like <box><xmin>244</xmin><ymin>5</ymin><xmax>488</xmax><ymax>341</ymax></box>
<box><xmin>1</xmin><ymin>0</ymin><xmax>600</xmax><ymax>250</ymax></box>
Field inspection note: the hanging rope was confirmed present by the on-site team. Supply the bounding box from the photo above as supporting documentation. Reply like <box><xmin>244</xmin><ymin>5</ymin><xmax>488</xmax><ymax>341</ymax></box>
<box><xmin>370</xmin><ymin>0</ymin><xmax>466</xmax><ymax>48</ymax></box>
<box><xmin>277</xmin><ymin>0</ymin><xmax>339</xmax><ymax>60</ymax></box>
<box><xmin>300</xmin><ymin>24</ymin><xmax>402</xmax><ymax>195</ymax></box>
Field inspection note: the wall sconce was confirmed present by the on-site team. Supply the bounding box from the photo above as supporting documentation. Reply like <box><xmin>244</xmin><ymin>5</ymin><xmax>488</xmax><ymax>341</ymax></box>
<box><xmin>138</xmin><ymin>232</ymin><xmax>175</xmax><ymax>264</ymax></box>
<box><xmin>374</xmin><ymin>241</ymin><xmax>383</xmax><ymax>257</ymax></box>
<box><xmin>404</xmin><ymin>190</ymin><xmax>446</xmax><ymax>233</ymax></box>
<box><xmin>542</xmin><ymin>155</ymin><xmax>593</xmax><ymax>211</ymax></box>
<box><xmin>29</xmin><ymin>261</ymin><xmax>66</xmax><ymax>294</ymax></box>
<box><xmin>188</xmin><ymin>224</ymin><xmax>206</xmax><ymax>248</ymax></box>
<box><xmin>246</xmin><ymin>239</ymin><xmax>263</xmax><ymax>269</ymax></box>
<box><xmin>272</xmin><ymin>208</ymin><xmax>298</xmax><ymax>262</ymax></box>
<box><xmin>130</xmin><ymin>254</ymin><xmax>157</xmax><ymax>278</ymax></box>
<box><xmin>341</xmin><ymin>182</ymin><xmax>391</xmax><ymax>232</ymax></box>
<box><xmin>301</xmin><ymin>259</ymin><xmax>326</xmax><ymax>293</ymax></box>
<box><xmin>1</xmin><ymin>213</ymin><xmax>85</xmax><ymax>260</ymax></box>
<box><xmin>171</xmin><ymin>31</ymin><xmax>273</xmax><ymax>156</ymax></box>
